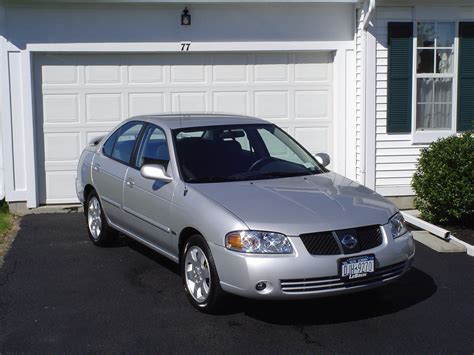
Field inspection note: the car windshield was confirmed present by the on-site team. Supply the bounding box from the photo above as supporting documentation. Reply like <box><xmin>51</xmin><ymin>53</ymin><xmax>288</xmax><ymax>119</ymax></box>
<box><xmin>173</xmin><ymin>124</ymin><xmax>325</xmax><ymax>183</ymax></box>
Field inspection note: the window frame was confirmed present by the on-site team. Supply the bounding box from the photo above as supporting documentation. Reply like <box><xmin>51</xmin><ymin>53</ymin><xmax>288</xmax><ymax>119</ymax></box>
<box><xmin>101</xmin><ymin>120</ymin><xmax>146</xmax><ymax>167</ymax></box>
<box><xmin>411</xmin><ymin>20</ymin><xmax>459</xmax><ymax>143</ymax></box>
<box><xmin>133</xmin><ymin>123</ymin><xmax>170</xmax><ymax>170</ymax></box>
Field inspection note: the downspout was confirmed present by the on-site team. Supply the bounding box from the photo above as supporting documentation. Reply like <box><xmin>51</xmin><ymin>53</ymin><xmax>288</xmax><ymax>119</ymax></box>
<box><xmin>362</xmin><ymin>0</ymin><xmax>375</xmax><ymax>30</ymax></box>
<box><xmin>359</xmin><ymin>0</ymin><xmax>375</xmax><ymax>186</ymax></box>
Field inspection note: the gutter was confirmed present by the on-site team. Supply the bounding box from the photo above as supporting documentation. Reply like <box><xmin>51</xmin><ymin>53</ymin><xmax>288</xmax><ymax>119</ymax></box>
<box><xmin>402</xmin><ymin>210</ymin><xmax>473</xmax><ymax>257</ymax></box>
<box><xmin>362</xmin><ymin>0</ymin><xmax>375</xmax><ymax>30</ymax></box>
<box><xmin>401</xmin><ymin>211</ymin><xmax>450</xmax><ymax>240</ymax></box>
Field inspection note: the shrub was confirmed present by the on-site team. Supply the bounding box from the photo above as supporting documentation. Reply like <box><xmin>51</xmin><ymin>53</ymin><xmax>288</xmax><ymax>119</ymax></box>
<box><xmin>412</xmin><ymin>132</ymin><xmax>474</xmax><ymax>225</ymax></box>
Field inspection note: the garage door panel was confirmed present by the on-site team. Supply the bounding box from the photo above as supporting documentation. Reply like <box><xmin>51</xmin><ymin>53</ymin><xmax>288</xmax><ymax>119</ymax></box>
<box><xmin>213</xmin><ymin>92</ymin><xmax>248</xmax><ymax>115</ymax></box>
<box><xmin>295</xmin><ymin>90</ymin><xmax>329</xmax><ymax>119</ymax></box>
<box><xmin>295</xmin><ymin>127</ymin><xmax>332</xmax><ymax>156</ymax></box>
<box><xmin>128</xmin><ymin>65</ymin><xmax>164</xmax><ymax>84</ymax></box>
<box><xmin>45</xmin><ymin>171</ymin><xmax>78</xmax><ymax>202</ymax></box>
<box><xmin>44</xmin><ymin>132</ymin><xmax>81</xmax><ymax>161</ymax></box>
<box><xmin>171</xmin><ymin>92</ymin><xmax>207</xmax><ymax>112</ymax></box>
<box><xmin>129</xmin><ymin>93</ymin><xmax>165</xmax><ymax>116</ymax></box>
<box><xmin>85</xmin><ymin>94</ymin><xmax>122</xmax><ymax>123</ymax></box>
<box><xmin>36</xmin><ymin>52</ymin><xmax>333</xmax><ymax>203</ymax></box>
<box><xmin>43</xmin><ymin>94</ymin><xmax>79</xmax><ymax>123</ymax></box>
<box><xmin>170</xmin><ymin>56</ymin><xmax>207</xmax><ymax>83</ymax></box>
<box><xmin>295</xmin><ymin>53</ymin><xmax>332</xmax><ymax>82</ymax></box>
<box><xmin>85</xmin><ymin>65</ymin><xmax>122</xmax><ymax>84</ymax></box>
<box><xmin>255</xmin><ymin>91</ymin><xmax>289</xmax><ymax>119</ymax></box>
<box><xmin>42</xmin><ymin>65</ymin><xmax>79</xmax><ymax>85</ymax></box>
<box><xmin>212</xmin><ymin>54</ymin><xmax>248</xmax><ymax>83</ymax></box>
<box><xmin>255</xmin><ymin>53</ymin><xmax>289</xmax><ymax>82</ymax></box>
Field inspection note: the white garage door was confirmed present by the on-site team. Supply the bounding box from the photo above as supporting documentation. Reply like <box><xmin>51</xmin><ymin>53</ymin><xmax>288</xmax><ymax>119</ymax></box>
<box><xmin>35</xmin><ymin>52</ymin><xmax>333</xmax><ymax>204</ymax></box>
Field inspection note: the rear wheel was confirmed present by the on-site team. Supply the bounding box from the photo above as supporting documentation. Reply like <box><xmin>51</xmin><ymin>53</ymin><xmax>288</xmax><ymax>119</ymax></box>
<box><xmin>182</xmin><ymin>234</ymin><xmax>225</xmax><ymax>313</ymax></box>
<box><xmin>85</xmin><ymin>191</ymin><xmax>117</xmax><ymax>246</ymax></box>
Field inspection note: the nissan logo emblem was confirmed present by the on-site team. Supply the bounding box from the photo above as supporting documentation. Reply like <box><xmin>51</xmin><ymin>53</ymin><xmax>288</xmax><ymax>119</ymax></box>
<box><xmin>341</xmin><ymin>235</ymin><xmax>358</xmax><ymax>249</ymax></box>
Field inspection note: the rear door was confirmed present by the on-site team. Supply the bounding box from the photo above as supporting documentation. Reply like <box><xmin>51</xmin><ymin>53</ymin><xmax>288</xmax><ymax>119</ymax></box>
<box><xmin>92</xmin><ymin>121</ymin><xmax>144</xmax><ymax>225</ymax></box>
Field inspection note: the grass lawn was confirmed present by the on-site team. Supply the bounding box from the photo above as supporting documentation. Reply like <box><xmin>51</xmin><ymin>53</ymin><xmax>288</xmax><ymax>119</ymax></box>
<box><xmin>0</xmin><ymin>200</ymin><xmax>11</xmax><ymax>235</ymax></box>
<box><xmin>0</xmin><ymin>200</ymin><xmax>14</xmax><ymax>265</ymax></box>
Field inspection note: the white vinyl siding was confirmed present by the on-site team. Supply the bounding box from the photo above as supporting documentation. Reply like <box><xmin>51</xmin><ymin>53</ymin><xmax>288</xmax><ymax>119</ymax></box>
<box><xmin>374</xmin><ymin>6</ymin><xmax>427</xmax><ymax>196</ymax></box>
<box><xmin>372</xmin><ymin>5</ymin><xmax>474</xmax><ymax>196</ymax></box>
<box><xmin>355</xmin><ymin>7</ymin><xmax>364</xmax><ymax>184</ymax></box>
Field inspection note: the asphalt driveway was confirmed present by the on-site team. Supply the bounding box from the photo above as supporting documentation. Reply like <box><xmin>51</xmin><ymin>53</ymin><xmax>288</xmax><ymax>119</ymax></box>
<box><xmin>1</xmin><ymin>213</ymin><xmax>473</xmax><ymax>353</ymax></box>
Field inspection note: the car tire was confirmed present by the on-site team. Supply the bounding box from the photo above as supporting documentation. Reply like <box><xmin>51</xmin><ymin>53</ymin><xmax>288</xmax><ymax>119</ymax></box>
<box><xmin>85</xmin><ymin>190</ymin><xmax>117</xmax><ymax>246</ymax></box>
<box><xmin>181</xmin><ymin>234</ymin><xmax>226</xmax><ymax>314</ymax></box>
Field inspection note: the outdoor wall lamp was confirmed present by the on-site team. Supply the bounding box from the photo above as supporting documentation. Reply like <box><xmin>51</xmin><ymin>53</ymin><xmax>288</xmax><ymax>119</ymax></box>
<box><xmin>181</xmin><ymin>7</ymin><xmax>191</xmax><ymax>26</ymax></box>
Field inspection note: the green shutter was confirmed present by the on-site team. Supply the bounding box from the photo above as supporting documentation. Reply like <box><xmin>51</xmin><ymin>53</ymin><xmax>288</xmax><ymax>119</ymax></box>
<box><xmin>387</xmin><ymin>22</ymin><xmax>413</xmax><ymax>133</ymax></box>
<box><xmin>458</xmin><ymin>22</ymin><xmax>474</xmax><ymax>132</ymax></box>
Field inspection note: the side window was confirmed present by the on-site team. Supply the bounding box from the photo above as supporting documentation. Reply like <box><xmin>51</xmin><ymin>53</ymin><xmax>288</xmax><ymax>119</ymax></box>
<box><xmin>135</xmin><ymin>125</ymin><xmax>170</xmax><ymax>168</ymax></box>
<box><xmin>106</xmin><ymin>122</ymin><xmax>143</xmax><ymax>164</ymax></box>
<box><xmin>102</xmin><ymin>131</ymin><xmax>118</xmax><ymax>157</ymax></box>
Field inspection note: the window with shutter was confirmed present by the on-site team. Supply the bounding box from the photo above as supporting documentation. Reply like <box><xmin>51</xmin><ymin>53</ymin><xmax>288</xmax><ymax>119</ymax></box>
<box><xmin>387</xmin><ymin>22</ymin><xmax>413</xmax><ymax>133</ymax></box>
<box><xmin>458</xmin><ymin>22</ymin><xmax>474</xmax><ymax>132</ymax></box>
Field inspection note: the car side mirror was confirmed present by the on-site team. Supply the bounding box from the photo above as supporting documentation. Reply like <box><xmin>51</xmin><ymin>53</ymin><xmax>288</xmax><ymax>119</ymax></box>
<box><xmin>314</xmin><ymin>153</ymin><xmax>330</xmax><ymax>167</ymax></box>
<box><xmin>140</xmin><ymin>164</ymin><xmax>173</xmax><ymax>183</ymax></box>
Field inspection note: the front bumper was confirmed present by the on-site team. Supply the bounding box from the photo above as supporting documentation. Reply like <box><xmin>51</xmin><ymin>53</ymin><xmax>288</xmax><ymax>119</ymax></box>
<box><xmin>209</xmin><ymin>225</ymin><xmax>415</xmax><ymax>300</ymax></box>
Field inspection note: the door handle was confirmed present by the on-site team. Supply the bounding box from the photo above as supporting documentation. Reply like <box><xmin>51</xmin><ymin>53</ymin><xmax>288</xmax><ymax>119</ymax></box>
<box><xmin>93</xmin><ymin>163</ymin><xmax>101</xmax><ymax>171</ymax></box>
<box><xmin>125</xmin><ymin>178</ymin><xmax>135</xmax><ymax>187</ymax></box>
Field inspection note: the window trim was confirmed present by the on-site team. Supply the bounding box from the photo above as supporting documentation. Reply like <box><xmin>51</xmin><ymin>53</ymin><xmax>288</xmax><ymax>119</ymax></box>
<box><xmin>133</xmin><ymin>123</ymin><xmax>170</xmax><ymax>170</ymax></box>
<box><xmin>411</xmin><ymin>20</ymin><xmax>459</xmax><ymax>144</ymax></box>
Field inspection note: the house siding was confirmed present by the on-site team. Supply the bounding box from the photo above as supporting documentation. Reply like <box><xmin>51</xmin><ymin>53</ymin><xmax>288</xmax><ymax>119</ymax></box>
<box><xmin>372</xmin><ymin>5</ymin><xmax>474</xmax><ymax>196</ymax></box>
<box><xmin>355</xmin><ymin>7</ymin><xmax>364</xmax><ymax>184</ymax></box>
<box><xmin>374</xmin><ymin>6</ymin><xmax>426</xmax><ymax>196</ymax></box>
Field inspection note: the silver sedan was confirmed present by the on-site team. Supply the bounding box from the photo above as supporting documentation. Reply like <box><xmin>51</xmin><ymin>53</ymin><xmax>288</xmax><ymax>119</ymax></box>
<box><xmin>76</xmin><ymin>114</ymin><xmax>415</xmax><ymax>313</ymax></box>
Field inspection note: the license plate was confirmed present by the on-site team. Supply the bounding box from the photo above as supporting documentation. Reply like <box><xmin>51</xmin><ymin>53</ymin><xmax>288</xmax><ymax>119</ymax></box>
<box><xmin>339</xmin><ymin>255</ymin><xmax>375</xmax><ymax>280</ymax></box>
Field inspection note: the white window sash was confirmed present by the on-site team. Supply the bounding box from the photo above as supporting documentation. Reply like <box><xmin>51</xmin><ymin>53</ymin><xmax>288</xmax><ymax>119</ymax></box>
<box><xmin>411</xmin><ymin>21</ymin><xmax>459</xmax><ymax>144</ymax></box>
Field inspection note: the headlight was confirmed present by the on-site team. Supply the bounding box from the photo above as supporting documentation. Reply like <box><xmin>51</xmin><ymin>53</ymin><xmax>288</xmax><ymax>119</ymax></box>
<box><xmin>388</xmin><ymin>212</ymin><xmax>408</xmax><ymax>239</ymax></box>
<box><xmin>225</xmin><ymin>231</ymin><xmax>293</xmax><ymax>254</ymax></box>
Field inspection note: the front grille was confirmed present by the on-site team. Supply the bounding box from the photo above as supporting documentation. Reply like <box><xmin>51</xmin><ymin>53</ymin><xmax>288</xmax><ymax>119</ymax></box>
<box><xmin>356</xmin><ymin>225</ymin><xmax>383</xmax><ymax>251</ymax></box>
<box><xmin>280</xmin><ymin>261</ymin><xmax>406</xmax><ymax>294</ymax></box>
<box><xmin>300</xmin><ymin>225</ymin><xmax>383</xmax><ymax>255</ymax></box>
<box><xmin>300</xmin><ymin>232</ymin><xmax>340</xmax><ymax>255</ymax></box>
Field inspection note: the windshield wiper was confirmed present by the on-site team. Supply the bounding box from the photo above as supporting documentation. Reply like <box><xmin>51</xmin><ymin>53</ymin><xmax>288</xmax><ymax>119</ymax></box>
<box><xmin>241</xmin><ymin>171</ymin><xmax>312</xmax><ymax>180</ymax></box>
<box><xmin>187</xmin><ymin>176</ymin><xmax>235</xmax><ymax>183</ymax></box>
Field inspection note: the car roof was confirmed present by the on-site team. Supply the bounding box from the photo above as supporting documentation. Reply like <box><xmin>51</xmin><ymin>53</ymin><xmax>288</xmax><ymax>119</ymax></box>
<box><xmin>127</xmin><ymin>113</ymin><xmax>270</xmax><ymax>130</ymax></box>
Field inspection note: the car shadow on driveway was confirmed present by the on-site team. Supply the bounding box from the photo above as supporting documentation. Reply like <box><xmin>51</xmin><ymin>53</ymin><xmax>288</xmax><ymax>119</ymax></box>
<box><xmin>125</xmin><ymin>234</ymin><xmax>437</xmax><ymax>324</ymax></box>
<box><xmin>240</xmin><ymin>267</ymin><xmax>437</xmax><ymax>325</ymax></box>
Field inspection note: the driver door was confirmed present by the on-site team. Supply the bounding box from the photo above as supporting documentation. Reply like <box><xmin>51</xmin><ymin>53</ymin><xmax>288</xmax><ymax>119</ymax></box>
<box><xmin>122</xmin><ymin>124</ymin><xmax>177</xmax><ymax>255</ymax></box>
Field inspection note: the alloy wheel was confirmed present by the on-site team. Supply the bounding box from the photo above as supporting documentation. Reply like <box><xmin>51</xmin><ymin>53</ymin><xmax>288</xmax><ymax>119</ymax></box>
<box><xmin>184</xmin><ymin>246</ymin><xmax>211</xmax><ymax>303</ymax></box>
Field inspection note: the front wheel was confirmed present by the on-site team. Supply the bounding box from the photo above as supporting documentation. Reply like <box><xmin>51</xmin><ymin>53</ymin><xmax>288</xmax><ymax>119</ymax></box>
<box><xmin>181</xmin><ymin>235</ymin><xmax>225</xmax><ymax>313</ymax></box>
<box><xmin>85</xmin><ymin>191</ymin><xmax>117</xmax><ymax>246</ymax></box>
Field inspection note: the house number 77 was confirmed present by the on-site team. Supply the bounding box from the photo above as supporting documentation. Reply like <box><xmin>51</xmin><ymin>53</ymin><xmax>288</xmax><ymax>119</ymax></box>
<box><xmin>180</xmin><ymin>42</ymin><xmax>191</xmax><ymax>51</ymax></box>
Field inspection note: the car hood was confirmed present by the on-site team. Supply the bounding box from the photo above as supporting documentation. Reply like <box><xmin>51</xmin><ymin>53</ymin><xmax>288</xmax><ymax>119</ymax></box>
<box><xmin>189</xmin><ymin>172</ymin><xmax>398</xmax><ymax>236</ymax></box>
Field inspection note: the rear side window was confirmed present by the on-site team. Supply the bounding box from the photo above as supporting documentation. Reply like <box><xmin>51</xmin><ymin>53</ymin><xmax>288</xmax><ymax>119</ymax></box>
<box><xmin>103</xmin><ymin>121</ymin><xmax>144</xmax><ymax>164</ymax></box>
<box><xmin>102</xmin><ymin>131</ymin><xmax>118</xmax><ymax>157</ymax></box>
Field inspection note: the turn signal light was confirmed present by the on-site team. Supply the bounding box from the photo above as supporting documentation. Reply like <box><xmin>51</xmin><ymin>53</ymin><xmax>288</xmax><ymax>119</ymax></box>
<box><xmin>226</xmin><ymin>232</ymin><xmax>244</xmax><ymax>250</ymax></box>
